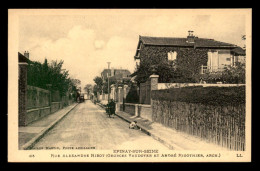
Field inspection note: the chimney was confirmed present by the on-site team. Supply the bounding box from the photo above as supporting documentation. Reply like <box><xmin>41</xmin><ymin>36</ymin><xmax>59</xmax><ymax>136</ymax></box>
<box><xmin>107</xmin><ymin>62</ymin><xmax>111</xmax><ymax>69</ymax></box>
<box><xmin>111</xmin><ymin>67</ymin><xmax>114</xmax><ymax>76</ymax></box>
<box><xmin>24</xmin><ymin>51</ymin><xmax>29</xmax><ymax>58</ymax></box>
<box><xmin>187</xmin><ymin>30</ymin><xmax>195</xmax><ymax>43</ymax></box>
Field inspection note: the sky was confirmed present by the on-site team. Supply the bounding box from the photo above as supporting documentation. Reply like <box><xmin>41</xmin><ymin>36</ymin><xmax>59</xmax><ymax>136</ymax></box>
<box><xmin>18</xmin><ymin>10</ymin><xmax>246</xmax><ymax>88</ymax></box>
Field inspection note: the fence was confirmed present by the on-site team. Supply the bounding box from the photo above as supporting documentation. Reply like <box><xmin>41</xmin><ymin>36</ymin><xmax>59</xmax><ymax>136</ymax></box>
<box><xmin>152</xmin><ymin>99</ymin><xmax>245</xmax><ymax>151</ymax></box>
<box><xmin>139</xmin><ymin>75</ymin><xmax>159</xmax><ymax>104</ymax></box>
<box><xmin>139</xmin><ymin>80</ymin><xmax>151</xmax><ymax>104</ymax></box>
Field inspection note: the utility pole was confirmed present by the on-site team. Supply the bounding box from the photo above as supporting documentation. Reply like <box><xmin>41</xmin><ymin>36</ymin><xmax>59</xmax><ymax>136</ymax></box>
<box><xmin>107</xmin><ymin>62</ymin><xmax>111</xmax><ymax>102</ymax></box>
<box><xmin>107</xmin><ymin>73</ymin><xmax>110</xmax><ymax>102</ymax></box>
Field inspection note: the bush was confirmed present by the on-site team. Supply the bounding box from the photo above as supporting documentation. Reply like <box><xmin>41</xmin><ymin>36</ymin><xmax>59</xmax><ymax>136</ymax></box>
<box><xmin>126</xmin><ymin>86</ymin><xmax>139</xmax><ymax>103</ymax></box>
<box><xmin>200</xmin><ymin>63</ymin><xmax>246</xmax><ymax>84</ymax></box>
<box><xmin>222</xmin><ymin>63</ymin><xmax>245</xmax><ymax>84</ymax></box>
<box><xmin>151</xmin><ymin>86</ymin><xmax>245</xmax><ymax>106</ymax></box>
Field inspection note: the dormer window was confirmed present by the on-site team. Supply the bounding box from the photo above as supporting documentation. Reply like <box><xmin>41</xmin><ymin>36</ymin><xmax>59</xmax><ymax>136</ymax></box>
<box><xmin>168</xmin><ymin>51</ymin><xmax>177</xmax><ymax>61</ymax></box>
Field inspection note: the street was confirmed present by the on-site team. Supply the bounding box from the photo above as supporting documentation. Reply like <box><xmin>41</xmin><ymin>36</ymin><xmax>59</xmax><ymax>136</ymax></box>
<box><xmin>32</xmin><ymin>100</ymin><xmax>169</xmax><ymax>150</ymax></box>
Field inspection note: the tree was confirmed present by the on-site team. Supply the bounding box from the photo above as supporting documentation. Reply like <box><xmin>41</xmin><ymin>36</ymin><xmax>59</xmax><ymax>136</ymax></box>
<box><xmin>134</xmin><ymin>59</ymin><xmax>176</xmax><ymax>84</ymax></box>
<box><xmin>27</xmin><ymin>59</ymin><xmax>79</xmax><ymax>98</ymax></box>
<box><xmin>93</xmin><ymin>76</ymin><xmax>103</xmax><ymax>95</ymax></box>
<box><xmin>84</xmin><ymin>84</ymin><xmax>93</xmax><ymax>96</ymax></box>
<box><xmin>102</xmin><ymin>76</ymin><xmax>116</xmax><ymax>94</ymax></box>
<box><xmin>71</xmin><ymin>78</ymin><xmax>81</xmax><ymax>91</ymax></box>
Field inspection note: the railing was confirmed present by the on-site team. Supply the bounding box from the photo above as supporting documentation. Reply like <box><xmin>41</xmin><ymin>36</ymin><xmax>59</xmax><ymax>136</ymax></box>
<box><xmin>201</xmin><ymin>65</ymin><xmax>226</xmax><ymax>74</ymax></box>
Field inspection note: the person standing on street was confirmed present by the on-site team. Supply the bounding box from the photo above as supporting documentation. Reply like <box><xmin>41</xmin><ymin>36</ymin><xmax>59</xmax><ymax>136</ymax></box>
<box><xmin>109</xmin><ymin>99</ymin><xmax>116</xmax><ymax>118</ymax></box>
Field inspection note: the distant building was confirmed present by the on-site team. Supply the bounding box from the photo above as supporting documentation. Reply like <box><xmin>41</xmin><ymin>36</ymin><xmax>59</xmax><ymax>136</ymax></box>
<box><xmin>101</xmin><ymin>68</ymin><xmax>131</xmax><ymax>81</ymax></box>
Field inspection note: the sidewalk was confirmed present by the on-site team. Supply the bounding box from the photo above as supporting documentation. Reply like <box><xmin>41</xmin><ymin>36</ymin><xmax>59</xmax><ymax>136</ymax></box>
<box><xmin>98</xmin><ymin>103</ymin><xmax>228</xmax><ymax>151</ymax></box>
<box><xmin>19</xmin><ymin>103</ymin><xmax>78</xmax><ymax>150</ymax></box>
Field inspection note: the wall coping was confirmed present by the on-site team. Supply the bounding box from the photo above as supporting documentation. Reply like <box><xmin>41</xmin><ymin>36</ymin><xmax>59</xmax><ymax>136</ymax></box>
<box><xmin>138</xmin><ymin>104</ymin><xmax>151</xmax><ymax>108</ymax></box>
<box><xmin>27</xmin><ymin>85</ymin><xmax>50</xmax><ymax>93</ymax></box>
<box><xmin>149</xmin><ymin>74</ymin><xmax>159</xmax><ymax>78</ymax></box>
<box><xmin>157</xmin><ymin>83</ymin><xmax>245</xmax><ymax>90</ymax></box>
<box><xmin>51</xmin><ymin>102</ymin><xmax>61</xmax><ymax>104</ymax></box>
<box><xmin>124</xmin><ymin>103</ymin><xmax>151</xmax><ymax>108</ymax></box>
<box><xmin>27</xmin><ymin>106</ymin><xmax>51</xmax><ymax>113</ymax></box>
<box><xmin>124</xmin><ymin>103</ymin><xmax>136</xmax><ymax>106</ymax></box>
<box><xmin>19</xmin><ymin>62</ymin><xmax>28</xmax><ymax>65</ymax></box>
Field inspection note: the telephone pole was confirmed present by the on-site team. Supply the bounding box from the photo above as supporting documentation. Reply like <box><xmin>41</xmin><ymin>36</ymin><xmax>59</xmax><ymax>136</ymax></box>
<box><xmin>107</xmin><ymin>62</ymin><xmax>111</xmax><ymax>102</ymax></box>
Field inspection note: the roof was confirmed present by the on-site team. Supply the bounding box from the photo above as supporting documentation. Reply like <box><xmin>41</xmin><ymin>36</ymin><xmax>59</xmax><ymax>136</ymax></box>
<box><xmin>232</xmin><ymin>47</ymin><xmax>246</xmax><ymax>56</ymax></box>
<box><xmin>139</xmin><ymin>36</ymin><xmax>237</xmax><ymax>48</ymax></box>
<box><xmin>134</xmin><ymin>35</ymin><xmax>242</xmax><ymax>59</ymax></box>
<box><xmin>101</xmin><ymin>68</ymin><xmax>131</xmax><ymax>79</ymax></box>
<box><xmin>18</xmin><ymin>52</ymin><xmax>30</xmax><ymax>63</ymax></box>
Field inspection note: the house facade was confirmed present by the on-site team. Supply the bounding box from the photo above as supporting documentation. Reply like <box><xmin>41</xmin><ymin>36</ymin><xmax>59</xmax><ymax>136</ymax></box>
<box><xmin>101</xmin><ymin>68</ymin><xmax>131</xmax><ymax>81</ymax></box>
<box><xmin>134</xmin><ymin>31</ymin><xmax>245</xmax><ymax>76</ymax></box>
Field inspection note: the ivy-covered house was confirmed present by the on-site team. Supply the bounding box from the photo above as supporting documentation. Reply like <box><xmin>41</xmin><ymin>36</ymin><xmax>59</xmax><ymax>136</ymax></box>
<box><xmin>133</xmin><ymin>31</ymin><xmax>245</xmax><ymax>83</ymax></box>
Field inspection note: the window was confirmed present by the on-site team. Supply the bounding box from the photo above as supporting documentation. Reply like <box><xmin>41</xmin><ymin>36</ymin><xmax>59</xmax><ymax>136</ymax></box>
<box><xmin>168</xmin><ymin>51</ymin><xmax>177</xmax><ymax>61</ymax></box>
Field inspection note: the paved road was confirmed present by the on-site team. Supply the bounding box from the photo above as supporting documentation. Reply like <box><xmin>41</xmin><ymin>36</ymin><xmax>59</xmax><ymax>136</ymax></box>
<box><xmin>33</xmin><ymin>100</ymin><xmax>169</xmax><ymax>150</ymax></box>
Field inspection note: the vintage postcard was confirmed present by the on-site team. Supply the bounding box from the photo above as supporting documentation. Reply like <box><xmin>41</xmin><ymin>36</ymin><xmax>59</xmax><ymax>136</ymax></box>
<box><xmin>8</xmin><ymin>9</ymin><xmax>252</xmax><ymax>162</ymax></box>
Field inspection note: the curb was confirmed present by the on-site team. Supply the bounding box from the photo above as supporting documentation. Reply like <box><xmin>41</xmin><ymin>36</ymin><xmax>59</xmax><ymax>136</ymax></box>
<box><xmin>21</xmin><ymin>103</ymin><xmax>79</xmax><ymax>150</ymax></box>
<box><xmin>96</xmin><ymin>102</ymin><xmax>183</xmax><ymax>150</ymax></box>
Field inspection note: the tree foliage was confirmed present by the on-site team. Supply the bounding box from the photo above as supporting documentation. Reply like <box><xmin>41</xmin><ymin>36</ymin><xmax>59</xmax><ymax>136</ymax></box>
<box><xmin>84</xmin><ymin>84</ymin><xmax>93</xmax><ymax>95</ymax></box>
<box><xmin>102</xmin><ymin>76</ymin><xmax>118</xmax><ymax>94</ymax></box>
<box><xmin>93</xmin><ymin>76</ymin><xmax>103</xmax><ymax>95</ymax></box>
<box><xmin>27</xmin><ymin>59</ymin><xmax>78</xmax><ymax>97</ymax></box>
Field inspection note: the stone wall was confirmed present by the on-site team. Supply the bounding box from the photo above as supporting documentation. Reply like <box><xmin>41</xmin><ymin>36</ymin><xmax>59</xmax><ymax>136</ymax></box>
<box><xmin>138</xmin><ymin>104</ymin><xmax>152</xmax><ymax>121</ymax></box>
<box><xmin>122</xmin><ymin>103</ymin><xmax>152</xmax><ymax>121</ymax></box>
<box><xmin>18</xmin><ymin>53</ymin><xmax>74</xmax><ymax>126</ymax></box>
<box><xmin>25</xmin><ymin>102</ymin><xmax>62</xmax><ymax>125</ymax></box>
<box><xmin>51</xmin><ymin>90</ymin><xmax>60</xmax><ymax>102</ymax></box>
<box><xmin>124</xmin><ymin>103</ymin><xmax>136</xmax><ymax>116</ymax></box>
<box><xmin>27</xmin><ymin>85</ymin><xmax>50</xmax><ymax>110</ymax></box>
<box><xmin>51</xmin><ymin>102</ymin><xmax>61</xmax><ymax>113</ymax></box>
<box><xmin>26</xmin><ymin>107</ymin><xmax>51</xmax><ymax>124</ymax></box>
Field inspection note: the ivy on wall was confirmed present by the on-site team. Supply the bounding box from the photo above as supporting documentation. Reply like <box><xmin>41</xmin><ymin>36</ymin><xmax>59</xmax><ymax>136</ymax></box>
<box><xmin>135</xmin><ymin>45</ymin><xmax>208</xmax><ymax>84</ymax></box>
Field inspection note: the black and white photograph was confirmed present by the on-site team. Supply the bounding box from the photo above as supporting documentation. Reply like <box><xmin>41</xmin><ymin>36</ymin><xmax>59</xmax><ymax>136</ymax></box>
<box><xmin>8</xmin><ymin>9</ymin><xmax>251</xmax><ymax>162</ymax></box>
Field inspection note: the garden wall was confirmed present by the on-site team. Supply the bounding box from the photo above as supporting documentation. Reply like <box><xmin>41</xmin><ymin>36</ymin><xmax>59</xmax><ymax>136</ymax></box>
<box><xmin>27</xmin><ymin>85</ymin><xmax>50</xmax><ymax>109</ymax></box>
<box><xmin>121</xmin><ymin>103</ymin><xmax>152</xmax><ymax>121</ymax></box>
<box><xmin>24</xmin><ymin>85</ymin><xmax>73</xmax><ymax>126</ymax></box>
<box><xmin>124</xmin><ymin>103</ymin><xmax>136</xmax><ymax>116</ymax></box>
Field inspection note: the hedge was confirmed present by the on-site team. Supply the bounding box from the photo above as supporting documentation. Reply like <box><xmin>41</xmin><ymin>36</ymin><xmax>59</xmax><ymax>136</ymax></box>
<box><xmin>151</xmin><ymin>86</ymin><xmax>245</xmax><ymax>106</ymax></box>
